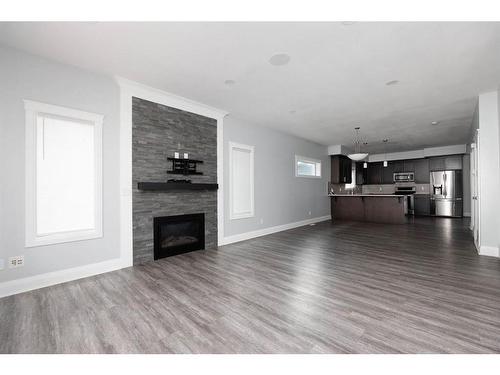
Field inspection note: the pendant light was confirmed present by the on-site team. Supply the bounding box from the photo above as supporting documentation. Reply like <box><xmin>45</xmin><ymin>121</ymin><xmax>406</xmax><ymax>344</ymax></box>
<box><xmin>382</xmin><ymin>139</ymin><xmax>388</xmax><ymax>167</ymax></box>
<box><xmin>347</xmin><ymin>127</ymin><xmax>369</xmax><ymax>161</ymax></box>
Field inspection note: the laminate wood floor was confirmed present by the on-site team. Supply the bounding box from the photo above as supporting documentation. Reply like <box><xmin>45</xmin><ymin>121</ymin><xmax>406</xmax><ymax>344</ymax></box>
<box><xmin>1</xmin><ymin>217</ymin><xmax>500</xmax><ymax>353</ymax></box>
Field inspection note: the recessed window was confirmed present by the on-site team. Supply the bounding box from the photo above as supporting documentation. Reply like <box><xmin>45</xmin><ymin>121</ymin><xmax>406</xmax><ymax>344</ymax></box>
<box><xmin>24</xmin><ymin>100</ymin><xmax>103</xmax><ymax>247</ymax></box>
<box><xmin>295</xmin><ymin>155</ymin><xmax>321</xmax><ymax>178</ymax></box>
<box><xmin>345</xmin><ymin>164</ymin><xmax>357</xmax><ymax>189</ymax></box>
<box><xmin>229</xmin><ymin>142</ymin><xmax>254</xmax><ymax>220</ymax></box>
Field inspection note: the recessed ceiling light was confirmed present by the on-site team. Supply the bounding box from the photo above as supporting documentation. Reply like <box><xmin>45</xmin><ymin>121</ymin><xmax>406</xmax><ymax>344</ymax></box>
<box><xmin>341</xmin><ymin>21</ymin><xmax>356</xmax><ymax>26</ymax></box>
<box><xmin>386</xmin><ymin>80</ymin><xmax>399</xmax><ymax>86</ymax></box>
<box><xmin>431</xmin><ymin>121</ymin><xmax>439</xmax><ymax>125</ymax></box>
<box><xmin>269</xmin><ymin>53</ymin><xmax>291</xmax><ymax>66</ymax></box>
<box><xmin>224</xmin><ymin>79</ymin><xmax>235</xmax><ymax>86</ymax></box>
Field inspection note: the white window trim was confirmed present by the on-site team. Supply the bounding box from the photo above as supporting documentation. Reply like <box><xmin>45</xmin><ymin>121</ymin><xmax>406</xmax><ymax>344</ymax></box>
<box><xmin>24</xmin><ymin>100</ymin><xmax>103</xmax><ymax>247</ymax></box>
<box><xmin>295</xmin><ymin>155</ymin><xmax>322</xmax><ymax>178</ymax></box>
<box><xmin>229</xmin><ymin>141</ymin><xmax>255</xmax><ymax>220</ymax></box>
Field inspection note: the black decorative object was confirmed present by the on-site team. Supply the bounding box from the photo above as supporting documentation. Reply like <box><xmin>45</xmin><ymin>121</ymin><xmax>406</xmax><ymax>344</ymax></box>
<box><xmin>167</xmin><ymin>157</ymin><xmax>203</xmax><ymax>175</ymax></box>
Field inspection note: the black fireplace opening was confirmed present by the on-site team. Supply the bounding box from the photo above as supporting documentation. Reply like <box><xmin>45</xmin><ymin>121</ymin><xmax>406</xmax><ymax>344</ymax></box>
<box><xmin>154</xmin><ymin>213</ymin><xmax>205</xmax><ymax>260</ymax></box>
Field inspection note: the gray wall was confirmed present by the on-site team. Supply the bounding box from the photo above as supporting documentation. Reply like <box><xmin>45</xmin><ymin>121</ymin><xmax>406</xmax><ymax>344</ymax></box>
<box><xmin>223</xmin><ymin>116</ymin><xmax>330</xmax><ymax>238</ymax></box>
<box><xmin>0</xmin><ymin>46</ymin><xmax>121</xmax><ymax>282</ymax></box>
<box><xmin>132</xmin><ymin>97</ymin><xmax>218</xmax><ymax>264</ymax></box>
<box><xmin>477</xmin><ymin>91</ymin><xmax>500</xmax><ymax>251</ymax></box>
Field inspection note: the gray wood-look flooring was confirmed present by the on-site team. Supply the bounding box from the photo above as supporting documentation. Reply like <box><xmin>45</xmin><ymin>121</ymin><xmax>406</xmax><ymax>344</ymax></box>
<box><xmin>1</xmin><ymin>217</ymin><xmax>500</xmax><ymax>353</ymax></box>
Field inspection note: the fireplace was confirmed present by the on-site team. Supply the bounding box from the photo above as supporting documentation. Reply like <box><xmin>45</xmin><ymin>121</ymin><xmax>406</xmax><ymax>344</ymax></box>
<box><xmin>153</xmin><ymin>213</ymin><xmax>205</xmax><ymax>260</ymax></box>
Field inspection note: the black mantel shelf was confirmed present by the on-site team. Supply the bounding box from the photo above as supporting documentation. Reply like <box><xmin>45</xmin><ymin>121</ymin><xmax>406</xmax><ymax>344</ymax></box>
<box><xmin>137</xmin><ymin>182</ymin><xmax>218</xmax><ymax>191</ymax></box>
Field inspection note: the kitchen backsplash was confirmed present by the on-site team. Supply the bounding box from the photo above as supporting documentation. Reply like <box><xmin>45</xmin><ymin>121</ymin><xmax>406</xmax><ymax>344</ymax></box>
<box><xmin>414</xmin><ymin>184</ymin><xmax>430</xmax><ymax>194</ymax></box>
<box><xmin>328</xmin><ymin>183</ymin><xmax>362</xmax><ymax>194</ymax></box>
<box><xmin>362</xmin><ymin>184</ymin><xmax>395</xmax><ymax>194</ymax></box>
<box><xmin>329</xmin><ymin>183</ymin><xmax>430</xmax><ymax>195</ymax></box>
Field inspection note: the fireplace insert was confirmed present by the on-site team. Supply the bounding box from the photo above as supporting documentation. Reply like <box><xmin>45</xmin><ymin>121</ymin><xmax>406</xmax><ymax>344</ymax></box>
<box><xmin>153</xmin><ymin>213</ymin><xmax>205</xmax><ymax>259</ymax></box>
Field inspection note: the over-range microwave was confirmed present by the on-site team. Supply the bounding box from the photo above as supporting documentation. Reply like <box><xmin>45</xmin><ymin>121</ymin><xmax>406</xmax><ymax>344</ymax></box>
<box><xmin>393</xmin><ymin>172</ymin><xmax>414</xmax><ymax>183</ymax></box>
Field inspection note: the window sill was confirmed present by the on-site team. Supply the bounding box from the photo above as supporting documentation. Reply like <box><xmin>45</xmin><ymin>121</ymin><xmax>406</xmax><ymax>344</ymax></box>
<box><xmin>25</xmin><ymin>229</ymin><xmax>103</xmax><ymax>248</ymax></box>
<box><xmin>230</xmin><ymin>213</ymin><xmax>255</xmax><ymax>220</ymax></box>
<box><xmin>296</xmin><ymin>175</ymin><xmax>322</xmax><ymax>179</ymax></box>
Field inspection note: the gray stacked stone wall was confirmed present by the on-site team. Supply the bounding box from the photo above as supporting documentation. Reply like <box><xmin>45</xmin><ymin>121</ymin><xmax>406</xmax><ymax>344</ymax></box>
<box><xmin>132</xmin><ymin>97</ymin><xmax>217</xmax><ymax>264</ymax></box>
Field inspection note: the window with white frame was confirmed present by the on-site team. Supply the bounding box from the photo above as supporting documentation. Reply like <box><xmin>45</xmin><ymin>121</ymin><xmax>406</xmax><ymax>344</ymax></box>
<box><xmin>345</xmin><ymin>163</ymin><xmax>357</xmax><ymax>189</ymax></box>
<box><xmin>295</xmin><ymin>155</ymin><xmax>322</xmax><ymax>178</ymax></box>
<box><xmin>24</xmin><ymin>100</ymin><xmax>103</xmax><ymax>247</ymax></box>
<box><xmin>229</xmin><ymin>142</ymin><xmax>254</xmax><ymax>220</ymax></box>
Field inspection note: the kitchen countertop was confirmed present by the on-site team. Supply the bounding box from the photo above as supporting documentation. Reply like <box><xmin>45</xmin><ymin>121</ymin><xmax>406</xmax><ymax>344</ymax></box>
<box><xmin>328</xmin><ymin>194</ymin><xmax>407</xmax><ymax>197</ymax></box>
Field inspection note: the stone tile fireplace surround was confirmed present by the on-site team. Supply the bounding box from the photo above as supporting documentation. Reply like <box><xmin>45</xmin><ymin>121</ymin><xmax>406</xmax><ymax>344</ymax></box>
<box><xmin>132</xmin><ymin>97</ymin><xmax>217</xmax><ymax>264</ymax></box>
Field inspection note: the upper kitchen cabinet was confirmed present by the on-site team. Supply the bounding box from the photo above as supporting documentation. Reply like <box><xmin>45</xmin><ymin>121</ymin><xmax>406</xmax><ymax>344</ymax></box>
<box><xmin>414</xmin><ymin>158</ymin><xmax>430</xmax><ymax>183</ymax></box>
<box><xmin>403</xmin><ymin>159</ymin><xmax>415</xmax><ymax>173</ymax></box>
<box><xmin>367</xmin><ymin>162</ymin><xmax>383</xmax><ymax>184</ymax></box>
<box><xmin>382</xmin><ymin>161</ymin><xmax>395</xmax><ymax>184</ymax></box>
<box><xmin>356</xmin><ymin>162</ymin><xmax>367</xmax><ymax>185</ymax></box>
<box><xmin>331</xmin><ymin>155</ymin><xmax>352</xmax><ymax>184</ymax></box>
<box><xmin>429</xmin><ymin>156</ymin><xmax>445</xmax><ymax>171</ymax></box>
<box><xmin>392</xmin><ymin>160</ymin><xmax>404</xmax><ymax>173</ymax></box>
<box><xmin>444</xmin><ymin>155</ymin><xmax>463</xmax><ymax>170</ymax></box>
<box><xmin>429</xmin><ymin>155</ymin><xmax>463</xmax><ymax>171</ymax></box>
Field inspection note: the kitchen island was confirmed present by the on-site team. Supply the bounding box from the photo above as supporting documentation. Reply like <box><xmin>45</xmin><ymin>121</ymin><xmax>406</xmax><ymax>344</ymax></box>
<box><xmin>329</xmin><ymin>194</ymin><xmax>408</xmax><ymax>224</ymax></box>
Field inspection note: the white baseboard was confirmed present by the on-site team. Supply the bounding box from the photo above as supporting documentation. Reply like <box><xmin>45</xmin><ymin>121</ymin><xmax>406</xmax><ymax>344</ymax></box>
<box><xmin>221</xmin><ymin>215</ymin><xmax>331</xmax><ymax>245</ymax></box>
<box><xmin>479</xmin><ymin>245</ymin><xmax>500</xmax><ymax>257</ymax></box>
<box><xmin>463</xmin><ymin>212</ymin><xmax>471</xmax><ymax>217</ymax></box>
<box><xmin>0</xmin><ymin>258</ymin><xmax>125</xmax><ymax>298</ymax></box>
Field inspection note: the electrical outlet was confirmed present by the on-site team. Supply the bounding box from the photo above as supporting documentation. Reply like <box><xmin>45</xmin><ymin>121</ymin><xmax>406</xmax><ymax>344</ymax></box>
<box><xmin>260</xmin><ymin>218</ymin><xmax>264</xmax><ymax>225</ymax></box>
<box><xmin>8</xmin><ymin>255</ymin><xmax>24</xmax><ymax>269</ymax></box>
<box><xmin>308</xmin><ymin>211</ymin><xmax>312</xmax><ymax>216</ymax></box>
<box><xmin>0</xmin><ymin>258</ymin><xmax>4</xmax><ymax>270</ymax></box>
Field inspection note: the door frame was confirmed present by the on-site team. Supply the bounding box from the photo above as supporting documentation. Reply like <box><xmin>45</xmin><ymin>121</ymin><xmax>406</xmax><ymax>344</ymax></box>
<box><xmin>470</xmin><ymin>129</ymin><xmax>480</xmax><ymax>250</ymax></box>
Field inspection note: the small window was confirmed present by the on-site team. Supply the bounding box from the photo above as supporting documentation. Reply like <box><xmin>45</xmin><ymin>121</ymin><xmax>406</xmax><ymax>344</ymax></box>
<box><xmin>345</xmin><ymin>163</ymin><xmax>357</xmax><ymax>189</ymax></box>
<box><xmin>25</xmin><ymin>100</ymin><xmax>103</xmax><ymax>247</ymax></box>
<box><xmin>229</xmin><ymin>142</ymin><xmax>254</xmax><ymax>220</ymax></box>
<box><xmin>295</xmin><ymin>155</ymin><xmax>321</xmax><ymax>178</ymax></box>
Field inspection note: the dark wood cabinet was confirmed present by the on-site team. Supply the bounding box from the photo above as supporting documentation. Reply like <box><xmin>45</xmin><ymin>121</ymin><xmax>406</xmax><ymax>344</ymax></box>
<box><xmin>430</xmin><ymin>155</ymin><xmax>463</xmax><ymax>171</ymax></box>
<box><xmin>429</xmin><ymin>157</ymin><xmax>446</xmax><ymax>171</ymax></box>
<box><xmin>331</xmin><ymin>155</ymin><xmax>352</xmax><ymax>184</ymax></box>
<box><xmin>403</xmin><ymin>160</ymin><xmax>415</xmax><ymax>173</ymax></box>
<box><xmin>444</xmin><ymin>155</ymin><xmax>463</xmax><ymax>170</ymax></box>
<box><xmin>343</xmin><ymin>157</ymin><xmax>353</xmax><ymax>184</ymax></box>
<box><xmin>414</xmin><ymin>195</ymin><xmax>431</xmax><ymax>216</ymax></box>
<box><xmin>356</xmin><ymin>162</ymin><xmax>367</xmax><ymax>185</ymax></box>
<box><xmin>392</xmin><ymin>160</ymin><xmax>404</xmax><ymax>173</ymax></box>
<box><xmin>358</xmin><ymin>155</ymin><xmax>462</xmax><ymax>185</ymax></box>
<box><xmin>382</xmin><ymin>161</ymin><xmax>395</xmax><ymax>184</ymax></box>
<box><xmin>414</xmin><ymin>158</ymin><xmax>430</xmax><ymax>183</ymax></box>
<box><xmin>367</xmin><ymin>162</ymin><xmax>383</xmax><ymax>185</ymax></box>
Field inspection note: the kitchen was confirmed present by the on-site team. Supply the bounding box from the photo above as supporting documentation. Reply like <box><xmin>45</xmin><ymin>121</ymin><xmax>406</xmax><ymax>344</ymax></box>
<box><xmin>329</xmin><ymin>147</ymin><xmax>469</xmax><ymax>224</ymax></box>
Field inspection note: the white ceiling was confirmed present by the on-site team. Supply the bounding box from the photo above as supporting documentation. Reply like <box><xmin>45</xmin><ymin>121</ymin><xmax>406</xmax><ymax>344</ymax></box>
<box><xmin>1</xmin><ymin>22</ymin><xmax>499</xmax><ymax>152</ymax></box>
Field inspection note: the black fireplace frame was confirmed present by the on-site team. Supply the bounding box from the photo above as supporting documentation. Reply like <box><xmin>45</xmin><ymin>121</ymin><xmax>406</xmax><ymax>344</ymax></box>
<box><xmin>153</xmin><ymin>213</ymin><xmax>205</xmax><ymax>260</ymax></box>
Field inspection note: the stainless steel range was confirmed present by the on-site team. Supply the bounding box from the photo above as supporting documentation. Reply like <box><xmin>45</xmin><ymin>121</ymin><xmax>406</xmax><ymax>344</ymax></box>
<box><xmin>395</xmin><ymin>185</ymin><xmax>416</xmax><ymax>215</ymax></box>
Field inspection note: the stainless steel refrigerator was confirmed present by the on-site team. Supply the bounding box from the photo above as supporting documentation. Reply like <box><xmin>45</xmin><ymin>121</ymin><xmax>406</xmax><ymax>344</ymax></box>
<box><xmin>430</xmin><ymin>170</ymin><xmax>463</xmax><ymax>217</ymax></box>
